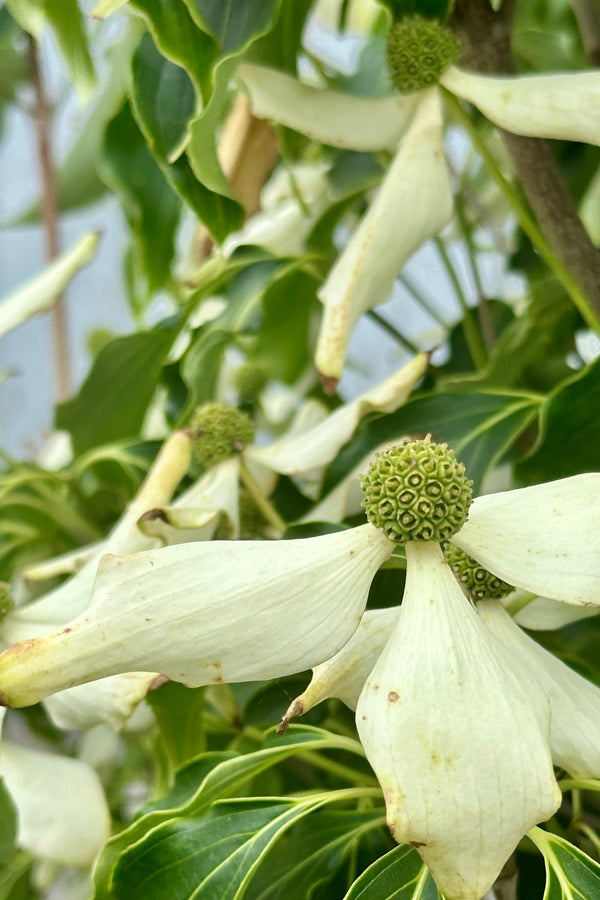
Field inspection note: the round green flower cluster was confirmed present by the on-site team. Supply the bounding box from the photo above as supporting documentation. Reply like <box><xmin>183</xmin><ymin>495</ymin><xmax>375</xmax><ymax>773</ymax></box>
<box><xmin>386</xmin><ymin>15</ymin><xmax>460</xmax><ymax>94</ymax></box>
<box><xmin>234</xmin><ymin>362</ymin><xmax>268</xmax><ymax>401</ymax></box>
<box><xmin>361</xmin><ymin>438</ymin><xmax>473</xmax><ymax>543</ymax></box>
<box><xmin>190</xmin><ymin>402</ymin><xmax>254</xmax><ymax>468</ymax></box>
<box><xmin>444</xmin><ymin>543</ymin><xmax>514</xmax><ymax>600</ymax></box>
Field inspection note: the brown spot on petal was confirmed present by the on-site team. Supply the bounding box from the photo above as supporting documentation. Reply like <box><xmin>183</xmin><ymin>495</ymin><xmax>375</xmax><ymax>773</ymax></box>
<box><xmin>410</xmin><ymin>840</ymin><xmax>427</xmax><ymax>848</ymax></box>
<box><xmin>388</xmin><ymin>691</ymin><xmax>400</xmax><ymax>703</ymax></box>
<box><xmin>277</xmin><ymin>699</ymin><xmax>304</xmax><ymax>734</ymax></box>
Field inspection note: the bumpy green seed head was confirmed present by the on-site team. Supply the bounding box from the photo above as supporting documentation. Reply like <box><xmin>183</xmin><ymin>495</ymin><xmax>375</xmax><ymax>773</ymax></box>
<box><xmin>234</xmin><ymin>362</ymin><xmax>268</xmax><ymax>402</ymax></box>
<box><xmin>0</xmin><ymin>582</ymin><xmax>14</xmax><ymax>622</ymax></box>
<box><xmin>444</xmin><ymin>543</ymin><xmax>514</xmax><ymax>600</ymax></box>
<box><xmin>361</xmin><ymin>437</ymin><xmax>473</xmax><ymax>543</ymax></box>
<box><xmin>386</xmin><ymin>15</ymin><xmax>460</xmax><ymax>94</ymax></box>
<box><xmin>190</xmin><ymin>402</ymin><xmax>254</xmax><ymax>468</ymax></box>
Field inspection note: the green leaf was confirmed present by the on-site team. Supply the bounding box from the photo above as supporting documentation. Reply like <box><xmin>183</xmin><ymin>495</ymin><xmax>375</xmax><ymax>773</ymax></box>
<box><xmin>130</xmin><ymin>31</ymin><xmax>240</xmax><ymax>240</ymax></box>
<box><xmin>112</xmin><ymin>798</ymin><xmax>323</xmax><ymax>900</ymax></box>
<box><xmin>7</xmin><ymin>0</ymin><xmax>96</xmax><ymax>101</ymax></box>
<box><xmin>146</xmin><ymin>682</ymin><xmax>206</xmax><ymax>777</ymax></box>
<box><xmin>529</xmin><ymin>828</ymin><xmax>600</xmax><ymax>900</ymax></box>
<box><xmin>182</xmin><ymin>0</ymin><xmax>280</xmax><ymax>54</ymax></box>
<box><xmin>517</xmin><ymin>357</ymin><xmax>600</xmax><ymax>484</ymax></box>
<box><xmin>246</xmin><ymin>0</ymin><xmax>313</xmax><ymax>73</ymax></box>
<box><xmin>0</xmin><ymin>779</ymin><xmax>18</xmax><ymax>867</ymax></box>
<box><xmin>0</xmin><ymin>231</ymin><xmax>100</xmax><ymax>338</ymax></box>
<box><xmin>246</xmin><ymin>809</ymin><xmax>387</xmax><ymax>900</ymax></box>
<box><xmin>343</xmin><ymin>843</ymin><xmax>441</xmax><ymax>899</ymax></box>
<box><xmin>93</xmin><ymin>726</ymin><xmax>363</xmax><ymax>899</ymax></box>
<box><xmin>323</xmin><ymin>390</ymin><xmax>541</xmax><ymax>496</ymax></box>
<box><xmin>101</xmin><ymin>101</ymin><xmax>181</xmax><ymax>297</ymax></box>
<box><xmin>55</xmin><ymin>326</ymin><xmax>177</xmax><ymax>455</ymax></box>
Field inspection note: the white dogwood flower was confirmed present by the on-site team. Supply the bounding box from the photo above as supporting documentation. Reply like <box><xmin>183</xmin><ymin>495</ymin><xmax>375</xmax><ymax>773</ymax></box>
<box><xmin>238</xmin><ymin>60</ymin><xmax>600</xmax><ymax>385</ymax></box>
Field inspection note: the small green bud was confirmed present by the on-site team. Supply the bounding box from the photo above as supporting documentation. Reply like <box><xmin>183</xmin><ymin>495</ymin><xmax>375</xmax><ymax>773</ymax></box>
<box><xmin>361</xmin><ymin>437</ymin><xmax>473</xmax><ymax>543</ymax></box>
<box><xmin>234</xmin><ymin>362</ymin><xmax>268</xmax><ymax>401</ymax></box>
<box><xmin>0</xmin><ymin>582</ymin><xmax>14</xmax><ymax>622</ymax></box>
<box><xmin>190</xmin><ymin>402</ymin><xmax>254</xmax><ymax>468</ymax></box>
<box><xmin>386</xmin><ymin>15</ymin><xmax>460</xmax><ymax>94</ymax></box>
<box><xmin>444</xmin><ymin>543</ymin><xmax>514</xmax><ymax>600</ymax></box>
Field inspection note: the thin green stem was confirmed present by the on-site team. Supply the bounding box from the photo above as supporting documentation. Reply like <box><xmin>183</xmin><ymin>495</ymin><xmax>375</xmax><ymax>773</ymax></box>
<box><xmin>300</xmin><ymin>750</ymin><xmax>379</xmax><ymax>787</ymax></box>
<box><xmin>442</xmin><ymin>88</ymin><xmax>600</xmax><ymax>335</ymax></box>
<box><xmin>454</xmin><ymin>196</ymin><xmax>496</xmax><ymax>350</ymax></box>
<box><xmin>398</xmin><ymin>273</ymin><xmax>447</xmax><ymax>327</ymax></box>
<box><xmin>434</xmin><ymin>236</ymin><xmax>488</xmax><ymax>369</ymax></box>
<box><xmin>367</xmin><ymin>310</ymin><xmax>420</xmax><ymax>354</ymax></box>
<box><xmin>505</xmin><ymin>590</ymin><xmax>537</xmax><ymax>618</ymax></box>
<box><xmin>239</xmin><ymin>460</ymin><xmax>287</xmax><ymax>534</ymax></box>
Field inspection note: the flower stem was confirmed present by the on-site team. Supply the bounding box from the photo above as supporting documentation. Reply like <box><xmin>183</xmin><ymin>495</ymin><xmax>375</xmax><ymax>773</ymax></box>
<box><xmin>367</xmin><ymin>310</ymin><xmax>421</xmax><ymax>354</ymax></box>
<box><xmin>454</xmin><ymin>195</ymin><xmax>496</xmax><ymax>350</ymax></box>
<box><xmin>239</xmin><ymin>460</ymin><xmax>287</xmax><ymax>534</ymax></box>
<box><xmin>434</xmin><ymin>236</ymin><xmax>488</xmax><ymax>369</ymax></box>
<box><xmin>441</xmin><ymin>88</ymin><xmax>600</xmax><ymax>335</ymax></box>
<box><xmin>399</xmin><ymin>272</ymin><xmax>447</xmax><ymax>327</ymax></box>
<box><xmin>505</xmin><ymin>590</ymin><xmax>537</xmax><ymax>618</ymax></box>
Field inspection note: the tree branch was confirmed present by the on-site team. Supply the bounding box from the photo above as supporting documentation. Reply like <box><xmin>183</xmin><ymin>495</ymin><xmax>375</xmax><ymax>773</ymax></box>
<box><xmin>450</xmin><ymin>0</ymin><xmax>600</xmax><ymax>326</ymax></box>
<box><xmin>27</xmin><ymin>35</ymin><xmax>70</xmax><ymax>401</ymax></box>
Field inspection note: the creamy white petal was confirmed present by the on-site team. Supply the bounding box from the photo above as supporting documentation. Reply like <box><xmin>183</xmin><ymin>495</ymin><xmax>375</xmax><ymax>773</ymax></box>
<box><xmin>247</xmin><ymin>355</ymin><xmax>428</xmax><ymax>476</ymax></box>
<box><xmin>505</xmin><ymin>594</ymin><xmax>600</xmax><ymax>630</ymax></box>
<box><xmin>0</xmin><ymin>740</ymin><xmax>110</xmax><ymax>866</ymax></box>
<box><xmin>237</xmin><ymin>63</ymin><xmax>417</xmax><ymax>151</ymax></box>
<box><xmin>452</xmin><ymin>475</ymin><xmax>600</xmax><ymax>606</ymax></box>
<box><xmin>480</xmin><ymin>600</ymin><xmax>600</xmax><ymax>778</ymax></box>
<box><xmin>441</xmin><ymin>67</ymin><xmax>600</xmax><ymax>146</ymax></box>
<box><xmin>300</xmin><ymin>438</ymin><xmax>410</xmax><ymax>523</ymax></box>
<box><xmin>0</xmin><ymin>431</ymin><xmax>191</xmax><ymax>644</ymax></box>
<box><xmin>22</xmin><ymin>543</ymin><xmax>99</xmax><ymax>583</ymax></box>
<box><xmin>0</xmin><ymin>524</ymin><xmax>393</xmax><ymax>708</ymax></box>
<box><xmin>281</xmin><ymin>607</ymin><xmax>398</xmax><ymax>728</ymax></box>
<box><xmin>43</xmin><ymin>672</ymin><xmax>158</xmax><ymax>732</ymax></box>
<box><xmin>356</xmin><ymin>542</ymin><xmax>560</xmax><ymax>900</ymax></box>
<box><xmin>315</xmin><ymin>90</ymin><xmax>453</xmax><ymax>384</ymax></box>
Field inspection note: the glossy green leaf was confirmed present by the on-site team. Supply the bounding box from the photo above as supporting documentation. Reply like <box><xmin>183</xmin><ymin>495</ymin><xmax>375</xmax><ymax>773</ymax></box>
<box><xmin>246</xmin><ymin>809</ymin><xmax>387</xmax><ymax>900</ymax></box>
<box><xmin>146</xmin><ymin>682</ymin><xmax>206</xmax><ymax>777</ymax></box>
<box><xmin>517</xmin><ymin>357</ymin><xmax>600</xmax><ymax>483</ymax></box>
<box><xmin>131</xmin><ymin>31</ymin><xmax>240</xmax><ymax>240</ymax></box>
<box><xmin>112</xmin><ymin>797</ymin><xmax>323</xmax><ymax>900</ymax></box>
<box><xmin>323</xmin><ymin>390</ymin><xmax>540</xmax><ymax>496</ymax></box>
<box><xmin>529</xmin><ymin>828</ymin><xmax>600</xmax><ymax>900</ymax></box>
<box><xmin>55</xmin><ymin>326</ymin><xmax>177</xmax><ymax>455</ymax></box>
<box><xmin>93</xmin><ymin>726</ymin><xmax>363</xmax><ymax>899</ymax></box>
<box><xmin>246</xmin><ymin>0</ymin><xmax>313</xmax><ymax>73</ymax></box>
<box><xmin>0</xmin><ymin>779</ymin><xmax>17</xmax><ymax>867</ymax></box>
<box><xmin>102</xmin><ymin>101</ymin><xmax>181</xmax><ymax>296</ymax></box>
<box><xmin>343</xmin><ymin>844</ymin><xmax>441</xmax><ymax>899</ymax></box>
<box><xmin>182</xmin><ymin>0</ymin><xmax>280</xmax><ymax>54</ymax></box>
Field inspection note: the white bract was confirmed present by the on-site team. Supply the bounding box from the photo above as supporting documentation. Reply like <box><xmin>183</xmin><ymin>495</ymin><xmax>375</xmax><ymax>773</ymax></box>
<box><xmin>238</xmin><ymin>62</ymin><xmax>600</xmax><ymax>384</ymax></box>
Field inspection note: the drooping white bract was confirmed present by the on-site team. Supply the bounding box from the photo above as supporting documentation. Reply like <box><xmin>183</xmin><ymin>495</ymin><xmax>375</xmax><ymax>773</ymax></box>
<box><xmin>238</xmin><ymin>62</ymin><xmax>600</xmax><ymax>383</ymax></box>
<box><xmin>280</xmin><ymin>607</ymin><xmax>399</xmax><ymax>728</ymax></box>
<box><xmin>451</xmin><ymin>475</ymin><xmax>600</xmax><ymax>606</ymax></box>
<box><xmin>479</xmin><ymin>600</ymin><xmax>600</xmax><ymax>778</ymax></box>
<box><xmin>0</xmin><ymin>524</ymin><xmax>393</xmax><ymax>709</ymax></box>
<box><xmin>141</xmin><ymin>354</ymin><xmax>428</xmax><ymax>540</ymax></box>
<box><xmin>0</xmin><ymin>710</ymin><xmax>110</xmax><ymax>866</ymax></box>
<box><xmin>0</xmin><ymin>431</ymin><xmax>191</xmax><ymax>731</ymax></box>
<box><xmin>356</xmin><ymin>542</ymin><xmax>561</xmax><ymax>900</ymax></box>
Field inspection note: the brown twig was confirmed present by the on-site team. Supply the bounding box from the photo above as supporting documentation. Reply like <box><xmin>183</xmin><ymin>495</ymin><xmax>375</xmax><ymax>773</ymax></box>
<box><xmin>27</xmin><ymin>35</ymin><xmax>70</xmax><ymax>401</ymax></box>
<box><xmin>572</xmin><ymin>0</ymin><xmax>600</xmax><ymax>66</ymax></box>
<box><xmin>450</xmin><ymin>0</ymin><xmax>600</xmax><ymax>325</ymax></box>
